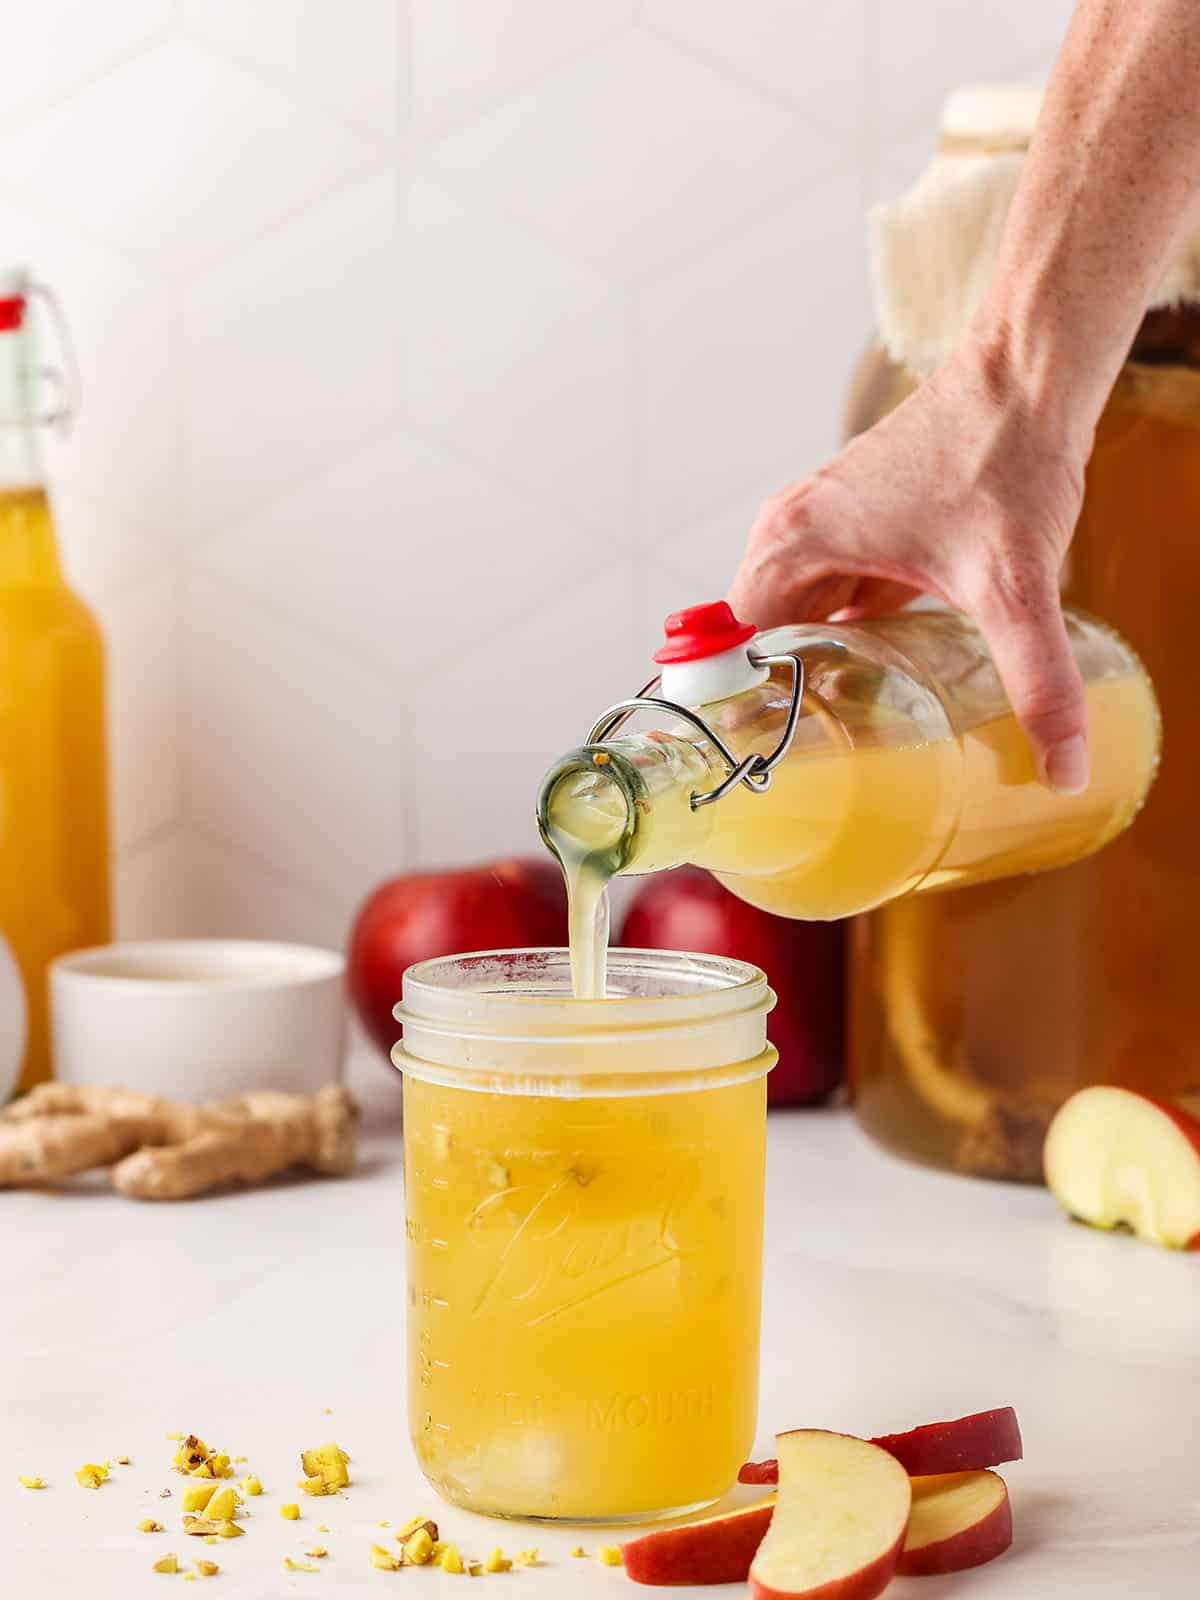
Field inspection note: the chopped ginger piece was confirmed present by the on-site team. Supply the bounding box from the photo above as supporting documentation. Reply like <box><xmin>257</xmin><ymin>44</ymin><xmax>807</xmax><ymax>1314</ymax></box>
<box><xmin>153</xmin><ymin>1554</ymin><xmax>180</xmax><ymax>1575</ymax></box>
<box><xmin>298</xmin><ymin>1442</ymin><xmax>350</xmax><ymax>1496</ymax></box>
<box><xmin>205</xmin><ymin>1487</ymin><xmax>240</xmax><ymax>1522</ymax></box>
<box><xmin>182</xmin><ymin>1484</ymin><xmax>218</xmax><ymax>1514</ymax></box>
<box><xmin>232</xmin><ymin>1456</ymin><xmax>247</xmax><ymax>1464</ymax></box>
<box><xmin>439</xmin><ymin>1545</ymin><xmax>465</xmax><ymax>1575</ymax></box>
<box><xmin>515</xmin><ymin>1548</ymin><xmax>540</xmax><ymax>1566</ymax></box>
<box><xmin>281</xmin><ymin>1502</ymin><xmax>301</xmax><ymax>1520</ymax></box>
<box><xmin>116</xmin><ymin>1455</ymin><xmax>130</xmax><ymax>1466</ymax></box>
<box><xmin>240</xmin><ymin>1475</ymin><xmax>263</xmax><ymax>1497</ymax></box>
<box><xmin>195</xmin><ymin>1561</ymin><xmax>219</xmax><ymax>1578</ymax></box>
<box><xmin>377</xmin><ymin>1520</ymin><xmax>388</xmax><ymax>1528</ymax></box>
<box><xmin>75</xmin><ymin>1463</ymin><xmax>109</xmax><ymax>1490</ymax></box>
<box><xmin>483</xmin><ymin>1549</ymin><xmax>511</xmax><ymax>1574</ymax></box>
<box><xmin>166</xmin><ymin>1432</ymin><xmax>184</xmax><ymax>1441</ymax></box>
<box><xmin>282</xmin><ymin>1558</ymin><xmax>320</xmax><ymax>1573</ymax></box>
<box><xmin>306</xmin><ymin>1546</ymin><xmax>329</xmax><ymax>1559</ymax></box>
<box><xmin>204</xmin><ymin>1537</ymin><xmax>218</xmax><ymax>1547</ymax></box>
<box><xmin>403</xmin><ymin>1527</ymin><xmax>436</xmax><ymax>1566</ymax></box>
<box><xmin>139</xmin><ymin>1519</ymin><xmax>165</xmax><ymax>1534</ymax></box>
<box><xmin>175</xmin><ymin>1436</ymin><xmax>209</xmax><ymax>1472</ymax></box>
<box><xmin>369</xmin><ymin>1544</ymin><xmax>401</xmax><ymax>1572</ymax></box>
<box><xmin>597</xmin><ymin>1545</ymin><xmax>623</xmax><ymax>1567</ymax></box>
<box><xmin>570</xmin><ymin>1547</ymin><xmax>586</xmax><ymax>1559</ymax></box>
<box><xmin>317</xmin><ymin>1524</ymin><xmax>329</xmax><ymax>1533</ymax></box>
<box><xmin>185</xmin><ymin>1515</ymin><xmax>241</xmax><ymax>1540</ymax></box>
<box><xmin>395</xmin><ymin>1515</ymin><xmax>439</xmax><ymax>1543</ymax></box>
<box><xmin>468</xmin><ymin>1563</ymin><xmax>482</xmax><ymax>1578</ymax></box>
<box><xmin>17</xmin><ymin>1476</ymin><xmax>45</xmax><ymax>1490</ymax></box>
<box><xmin>183</xmin><ymin>1573</ymin><xmax>197</xmax><ymax>1583</ymax></box>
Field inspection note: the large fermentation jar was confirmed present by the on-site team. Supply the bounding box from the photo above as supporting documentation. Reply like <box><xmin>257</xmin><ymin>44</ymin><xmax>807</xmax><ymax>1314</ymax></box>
<box><xmin>848</xmin><ymin>89</ymin><xmax>1197</xmax><ymax>1180</ymax></box>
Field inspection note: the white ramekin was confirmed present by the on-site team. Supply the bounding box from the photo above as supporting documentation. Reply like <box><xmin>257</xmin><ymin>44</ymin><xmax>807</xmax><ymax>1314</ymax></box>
<box><xmin>50</xmin><ymin>940</ymin><xmax>347</xmax><ymax>1101</ymax></box>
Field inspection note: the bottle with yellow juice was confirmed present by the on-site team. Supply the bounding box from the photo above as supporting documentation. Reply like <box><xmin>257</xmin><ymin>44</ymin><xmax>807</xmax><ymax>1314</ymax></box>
<box><xmin>0</xmin><ymin>270</ymin><xmax>109</xmax><ymax>1098</ymax></box>
<box><xmin>538</xmin><ymin>600</ymin><xmax>1159</xmax><ymax>1001</ymax></box>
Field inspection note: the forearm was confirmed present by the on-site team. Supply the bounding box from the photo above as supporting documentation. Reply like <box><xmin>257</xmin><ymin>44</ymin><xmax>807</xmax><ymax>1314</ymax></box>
<box><xmin>970</xmin><ymin>0</ymin><xmax>1200</xmax><ymax>450</ymax></box>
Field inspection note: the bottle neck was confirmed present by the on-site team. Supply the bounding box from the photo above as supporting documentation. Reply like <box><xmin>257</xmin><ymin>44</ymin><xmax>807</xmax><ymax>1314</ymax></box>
<box><xmin>537</xmin><ymin>734</ymin><xmax>716</xmax><ymax>883</ymax></box>
<box><xmin>0</xmin><ymin>317</ymin><xmax>57</xmax><ymax>586</ymax></box>
<box><xmin>0</xmin><ymin>320</ymin><xmax>45</xmax><ymax>490</ymax></box>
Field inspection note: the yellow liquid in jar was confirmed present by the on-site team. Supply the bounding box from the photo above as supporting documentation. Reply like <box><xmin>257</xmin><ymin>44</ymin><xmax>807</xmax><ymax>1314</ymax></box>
<box><xmin>404</xmin><ymin>1069</ymin><xmax>766</xmax><ymax>1520</ymax></box>
<box><xmin>0</xmin><ymin>488</ymin><xmax>110</xmax><ymax>1094</ymax></box>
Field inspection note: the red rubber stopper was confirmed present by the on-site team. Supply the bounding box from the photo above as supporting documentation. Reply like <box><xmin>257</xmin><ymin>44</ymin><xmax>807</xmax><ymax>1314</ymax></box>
<box><xmin>653</xmin><ymin>600</ymin><xmax>757</xmax><ymax>665</ymax></box>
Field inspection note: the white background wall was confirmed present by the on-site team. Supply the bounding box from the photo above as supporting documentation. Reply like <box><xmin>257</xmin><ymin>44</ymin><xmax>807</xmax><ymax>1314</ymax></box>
<box><xmin>4</xmin><ymin>0</ymin><xmax>1075</xmax><ymax>951</ymax></box>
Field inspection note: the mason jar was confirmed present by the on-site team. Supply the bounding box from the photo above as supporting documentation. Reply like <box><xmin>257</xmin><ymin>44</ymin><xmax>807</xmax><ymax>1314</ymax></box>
<box><xmin>393</xmin><ymin>947</ymin><xmax>775</xmax><ymax>1521</ymax></box>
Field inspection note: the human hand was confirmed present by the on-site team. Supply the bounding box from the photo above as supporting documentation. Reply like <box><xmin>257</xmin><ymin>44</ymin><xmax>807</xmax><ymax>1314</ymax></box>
<box><xmin>727</xmin><ymin>338</ymin><xmax>1094</xmax><ymax>792</ymax></box>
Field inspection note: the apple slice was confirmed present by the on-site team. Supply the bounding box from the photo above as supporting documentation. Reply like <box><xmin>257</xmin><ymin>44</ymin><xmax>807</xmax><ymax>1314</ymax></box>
<box><xmin>898</xmin><ymin>1471</ymin><xmax>1012</xmax><ymax>1577</ymax></box>
<box><xmin>870</xmin><ymin>1406</ymin><xmax>1023</xmax><ymax>1477</ymax></box>
<box><xmin>622</xmin><ymin>1497</ymin><xmax>776</xmax><ymax>1587</ymax></box>
<box><xmin>1044</xmin><ymin>1086</ymin><xmax>1200</xmax><ymax>1249</ymax></box>
<box><xmin>740</xmin><ymin>1406</ymin><xmax>1022</xmax><ymax>1485</ymax></box>
<box><xmin>748</xmin><ymin>1431</ymin><xmax>910</xmax><ymax>1600</ymax></box>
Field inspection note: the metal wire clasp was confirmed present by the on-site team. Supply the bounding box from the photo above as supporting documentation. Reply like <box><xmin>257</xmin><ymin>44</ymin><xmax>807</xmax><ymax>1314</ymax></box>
<box><xmin>586</xmin><ymin>651</ymin><xmax>804</xmax><ymax>810</ymax></box>
<box><xmin>29</xmin><ymin>281</ymin><xmax>81</xmax><ymax>435</ymax></box>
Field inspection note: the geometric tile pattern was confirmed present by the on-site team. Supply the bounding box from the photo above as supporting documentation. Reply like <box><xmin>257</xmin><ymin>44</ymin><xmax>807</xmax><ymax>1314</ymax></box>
<box><xmin>0</xmin><ymin>4</ymin><xmax>1073</xmax><ymax>944</ymax></box>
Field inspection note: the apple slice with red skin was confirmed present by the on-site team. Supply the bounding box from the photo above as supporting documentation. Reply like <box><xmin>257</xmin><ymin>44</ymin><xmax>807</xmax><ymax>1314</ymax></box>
<box><xmin>740</xmin><ymin>1406</ymin><xmax>1022</xmax><ymax>1486</ymax></box>
<box><xmin>625</xmin><ymin>1458</ymin><xmax>1013</xmax><ymax>1589</ymax></box>
<box><xmin>1044</xmin><ymin>1086</ymin><xmax>1200</xmax><ymax>1249</ymax></box>
<box><xmin>622</xmin><ymin>1497</ymin><xmax>776</xmax><ymax>1587</ymax></box>
<box><xmin>899</xmin><ymin>1470</ymin><xmax>1012</xmax><ymax>1577</ymax></box>
<box><xmin>748</xmin><ymin>1431</ymin><xmax>911</xmax><ymax>1600</ymax></box>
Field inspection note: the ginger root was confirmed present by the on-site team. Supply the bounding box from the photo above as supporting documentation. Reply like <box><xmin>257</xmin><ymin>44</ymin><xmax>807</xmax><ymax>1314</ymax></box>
<box><xmin>0</xmin><ymin>1084</ymin><xmax>358</xmax><ymax>1200</ymax></box>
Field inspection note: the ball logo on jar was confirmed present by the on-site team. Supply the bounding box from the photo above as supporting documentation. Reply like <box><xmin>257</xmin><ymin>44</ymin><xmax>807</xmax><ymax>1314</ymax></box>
<box><xmin>470</xmin><ymin>1160</ymin><xmax>708</xmax><ymax>1324</ymax></box>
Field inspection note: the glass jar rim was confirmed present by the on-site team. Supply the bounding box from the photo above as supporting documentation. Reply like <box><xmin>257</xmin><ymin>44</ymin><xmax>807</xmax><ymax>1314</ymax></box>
<box><xmin>392</xmin><ymin>947</ymin><xmax>776</xmax><ymax>1094</ymax></box>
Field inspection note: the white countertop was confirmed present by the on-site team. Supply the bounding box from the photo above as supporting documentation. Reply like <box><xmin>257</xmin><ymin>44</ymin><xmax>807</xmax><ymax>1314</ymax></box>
<box><xmin>5</xmin><ymin>1049</ymin><xmax>1200</xmax><ymax>1598</ymax></box>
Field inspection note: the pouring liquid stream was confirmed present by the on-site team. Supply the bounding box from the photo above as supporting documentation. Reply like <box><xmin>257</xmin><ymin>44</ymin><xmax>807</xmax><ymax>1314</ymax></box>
<box><xmin>547</xmin><ymin>755</ymin><xmax>628</xmax><ymax>998</ymax></box>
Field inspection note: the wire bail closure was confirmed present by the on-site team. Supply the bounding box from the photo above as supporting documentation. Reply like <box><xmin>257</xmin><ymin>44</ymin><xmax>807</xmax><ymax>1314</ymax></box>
<box><xmin>29</xmin><ymin>281</ymin><xmax>81</xmax><ymax>435</ymax></box>
<box><xmin>586</xmin><ymin>651</ymin><xmax>804</xmax><ymax>810</ymax></box>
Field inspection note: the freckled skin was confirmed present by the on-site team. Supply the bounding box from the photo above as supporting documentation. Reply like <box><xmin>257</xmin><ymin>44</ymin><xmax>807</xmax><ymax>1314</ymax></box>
<box><xmin>730</xmin><ymin>0</ymin><xmax>1200</xmax><ymax>793</ymax></box>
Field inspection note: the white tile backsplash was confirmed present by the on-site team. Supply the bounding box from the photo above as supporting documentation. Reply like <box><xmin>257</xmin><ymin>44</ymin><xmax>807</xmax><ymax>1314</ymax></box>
<box><xmin>641</xmin><ymin>175</ymin><xmax>870</xmax><ymax>534</ymax></box>
<box><xmin>106</xmin><ymin>573</ymin><xmax>182</xmax><ymax>854</ymax></box>
<box><xmin>427</xmin><ymin>32</ymin><xmax>818</xmax><ymax>279</ymax></box>
<box><xmin>181</xmin><ymin>172</ymin><xmax>401</xmax><ymax>538</ymax></box>
<box><xmin>0</xmin><ymin>2</ymin><xmax>1072</xmax><ymax>947</ymax></box>
<box><xmin>185</xmin><ymin>573</ymin><xmax>407</xmax><ymax>913</ymax></box>
<box><xmin>0</xmin><ymin>0</ymin><xmax>170</xmax><ymax>128</ymax></box>
<box><xmin>410</xmin><ymin>0</ymin><xmax>636</xmax><ymax>135</ymax></box>
<box><xmin>407</xmin><ymin>174</ymin><xmax>631</xmax><ymax>530</ymax></box>
<box><xmin>182</xmin><ymin>0</ymin><xmax>403</xmax><ymax>141</ymax></box>
<box><xmin>0</xmin><ymin>39</ymin><xmax>374</xmax><ymax>271</ymax></box>
<box><xmin>645</xmin><ymin>0</ymin><xmax>869</xmax><ymax>134</ymax></box>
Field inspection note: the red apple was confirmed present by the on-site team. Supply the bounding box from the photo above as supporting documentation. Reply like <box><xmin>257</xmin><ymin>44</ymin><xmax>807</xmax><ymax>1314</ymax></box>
<box><xmin>740</xmin><ymin>1406</ymin><xmax>1022</xmax><ymax>1486</ymax></box>
<box><xmin>347</xmin><ymin>859</ymin><xmax>568</xmax><ymax>1054</ymax></box>
<box><xmin>1044</xmin><ymin>1086</ymin><xmax>1200</xmax><ymax>1249</ymax></box>
<box><xmin>749</xmin><ymin>1431</ymin><xmax>911</xmax><ymax>1600</ymax></box>
<box><xmin>622</xmin><ymin>1498</ymin><xmax>776</xmax><ymax>1586</ymax></box>
<box><xmin>619</xmin><ymin>866</ymin><xmax>843</xmax><ymax>1107</ymax></box>
<box><xmin>898</xmin><ymin>1471</ymin><xmax>1012</xmax><ymax>1578</ymax></box>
